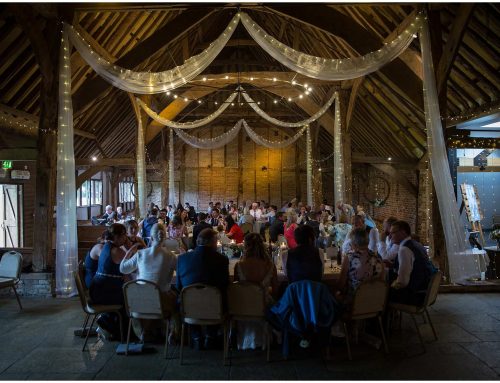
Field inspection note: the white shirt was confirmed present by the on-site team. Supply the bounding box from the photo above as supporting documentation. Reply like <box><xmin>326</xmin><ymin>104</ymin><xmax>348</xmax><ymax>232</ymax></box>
<box><xmin>342</xmin><ymin>226</ymin><xmax>379</xmax><ymax>254</ymax></box>
<box><xmin>395</xmin><ymin>237</ymin><xmax>415</xmax><ymax>287</ymax></box>
<box><xmin>249</xmin><ymin>208</ymin><xmax>262</xmax><ymax>220</ymax></box>
<box><xmin>378</xmin><ymin>236</ymin><xmax>400</xmax><ymax>262</ymax></box>
<box><xmin>261</xmin><ymin>210</ymin><xmax>275</xmax><ymax>222</ymax></box>
<box><xmin>120</xmin><ymin>246</ymin><xmax>177</xmax><ymax>292</ymax></box>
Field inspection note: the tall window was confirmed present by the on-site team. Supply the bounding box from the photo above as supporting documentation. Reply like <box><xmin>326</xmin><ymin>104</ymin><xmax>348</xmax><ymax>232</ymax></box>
<box><xmin>119</xmin><ymin>181</ymin><xmax>135</xmax><ymax>203</ymax></box>
<box><xmin>77</xmin><ymin>179</ymin><xmax>103</xmax><ymax>207</ymax></box>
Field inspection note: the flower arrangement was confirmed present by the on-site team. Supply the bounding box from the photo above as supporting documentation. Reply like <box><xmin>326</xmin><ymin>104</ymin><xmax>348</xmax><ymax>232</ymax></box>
<box><xmin>491</xmin><ymin>229</ymin><xmax>500</xmax><ymax>249</ymax></box>
<box><xmin>373</xmin><ymin>198</ymin><xmax>386</xmax><ymax>207</ymax></box>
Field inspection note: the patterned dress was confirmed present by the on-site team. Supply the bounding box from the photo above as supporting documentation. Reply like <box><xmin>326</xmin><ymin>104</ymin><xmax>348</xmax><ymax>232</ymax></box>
<box><xmin>345</xmin><ymin>250</ymin><xmax>384</xmax><ymax>305</ymax></box>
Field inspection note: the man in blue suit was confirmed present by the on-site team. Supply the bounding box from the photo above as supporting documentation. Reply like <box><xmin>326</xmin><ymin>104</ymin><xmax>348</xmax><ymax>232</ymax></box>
<box><xmin>176</xmin><ymin>228</ymin><xmax>229</xmax><ymax>349</ymax></box>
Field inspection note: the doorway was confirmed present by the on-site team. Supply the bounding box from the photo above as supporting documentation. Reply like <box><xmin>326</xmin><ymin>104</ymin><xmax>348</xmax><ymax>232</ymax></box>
<box><xmin>0</xmin><ymin>184</ymin><xmax>23</xmax><ymax>248</ymax></box>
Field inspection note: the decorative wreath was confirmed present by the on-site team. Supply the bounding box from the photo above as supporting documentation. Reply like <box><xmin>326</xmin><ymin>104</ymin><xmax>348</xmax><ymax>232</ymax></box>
<box><xmin>363</xmin><ymin>176</ymin><xmax>391</xmax><ymax>207</ymax></box>
<box><xmin>130</xmin><ymin>181</ymin><xmax>154</xmax><ymax>198</ymax></box>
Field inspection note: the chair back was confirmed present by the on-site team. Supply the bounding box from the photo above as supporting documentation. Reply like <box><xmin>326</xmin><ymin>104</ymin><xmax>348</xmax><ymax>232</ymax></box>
<box><xmin>74</xmin><ymin>271</ymin><xmax>90</xmax><ymax>310</ymax></box>
<box><xmin>228</xmin><ymin>281</ymin><xmax>266</xmax><ymax>318</ymax></box>
<box><xmin>77</xmin><ymin>260</ymin><xmax>87</xmax><ymax>291</ymax></box>
<box><xmin>350</xmin><ymin>280</ymin><xmax>388</xmax><ymax>319</ymax></box>
<box><xmin>326</xmin><ymin>246</ymin><xmax>338</xmax><ymax>261</ymax></box>
<box><xmin>164</xmin><ymin>239</ymin><xmax>180</xmax><ymax>253</ymax></box>
<box><xmin>181</xmin><ymin>283</ymin><xmax>223</xmax><ymax>321</ymax></box>
<box><xmin>240</xmin><ymin>223</ymin><xmax>253</xmax><ymax>235</ymax></box>
<box><xmin>0</xmin><ymin>251</ymin><xmax>22</xmax><ymax>279</ymax></box>
<box><xmin>123</xmin><ymin>279</ymin><xmax>163</xmax><ymax>317</ymax></box>
<box><xmin>423</xmin><ymin>271</ymin><xmax>442</xmax><ymax>308</ymax></box>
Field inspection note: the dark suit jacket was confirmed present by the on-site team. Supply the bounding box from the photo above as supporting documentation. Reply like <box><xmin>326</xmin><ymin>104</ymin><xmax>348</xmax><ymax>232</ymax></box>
<box><xmin>269</xmin><ymin>220</ymin><xmax>285</xmax><ymax>242</ymax></box>
<box><xmin>286</xmin><ymin>244</ymin><xmax>323</xmax><ymax>283</ymax></box>
<box><xmin>191</xmin><ymin>222</ymin><xmax>212</xmax><ymax>249</ymax></box>
<box><xmin>176</xmin><ymin>246</ymin><xmax>229</xmax><ymax>294</ymax></box>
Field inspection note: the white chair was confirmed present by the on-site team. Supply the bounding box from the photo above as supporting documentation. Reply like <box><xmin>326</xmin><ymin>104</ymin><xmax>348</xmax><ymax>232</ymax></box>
<box><xmin>0</xmin><ymin>251</ymin><xmax>23</xmax><ymax>310</ymax></box>
<box><xmin>74</xmin><ymin>271</ymin><xmax>123</xmax><ymax>351</ymax></box>
<box><xmin>123</xmin><ymin>280</ymin><xmax>170</xmax><ymax>358</ymax></box>
<box><xmin>388</xmin><ymin>271</ymin><xmax>442</xmax><ymax>352</ymax></box>
<box><xmin>342</xmin><ymin>279</ymin><xmax>389</xmax><ymax>360</ymax></box>
<box><xmin>179</xmin><ymin>283</ymin><xmax>228</xmax><ymax>365</ymax></box>
<box><xmin>227</xmin><ymin>281</ymin><xmax>271</xmax><ymax>363</ymax></box>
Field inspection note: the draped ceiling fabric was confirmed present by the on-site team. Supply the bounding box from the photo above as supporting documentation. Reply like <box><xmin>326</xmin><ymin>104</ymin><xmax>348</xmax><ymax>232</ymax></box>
<box><xmin>56</xmin><ymin>33</ymin><xmax>78</xmax><ymax>297</ymax></box>
<box><xmin>419</xmin><ymin>18</ymin><xmax>479</xmax><ymax>283</ymax></box>
<box><xmin>239</xmin><ymin>12</ymin><xmax>423</xmax><ymax>81</ymax></box>
<box><xmin>333</xmin><ymin>93</ymin><xmax>345</xmax><ymax>205</ymax></box>
<box><xmin>64</xmin><ymin>14</ymin><xmax>239</xmax><ymax>94</ymax></box>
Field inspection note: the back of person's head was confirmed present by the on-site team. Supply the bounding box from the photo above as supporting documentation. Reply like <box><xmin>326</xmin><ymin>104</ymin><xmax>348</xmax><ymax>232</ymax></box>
<box><xmin>105</xmin><ymin>205</ymin><xmax>113</xmax><ymax>212</ymax></box>
<box><xmin>339</xmin><ymin>213</ymin><xmax>348</xmax><ymax>224</ymax></box>
<box><xmin>308</xmin><ymin>211</ymin><xmax>319</xmax><ymax>220</ymax></box>
<box><xmin>349</xmin><ymin>228</ymin><xmax>369</xmax><ymax>249</ymax></box>
<box><xmin>150</xmin><ymin>208</ymin><xmax>158</xmax><ymax>217</ymax></box>
<box><xmin>125</xmin><ymin>219</ymin><xmax>138</xmax><ymax>231</ymax></box>
<box><xmin>198</xmin><ymin>212</ymin><xmax>207</xmax><ymax>221</ymax></box>
<box><xmin>220</xmin><ymin>207</ymin><xmax>228</xmax><ymax>216</ymax></box>
<box><xmin>212</xmin><ymin>208</ymin><xmax>220</xmax><ymax>215</ymax></box>
<box><xmin>197</xmin><ymin>228</ymin><xmax>217</xmax><ymax>247</ymax></box>
<box><xmin>294</xmin><ymin>224</ymin><xmax>315</xmax><ymax>246</ymax></box>
<box><xmin>225</xmin><ymin>215</ymin><xmax>235</xmax><ymax>230</ymax></box>
<box><xmin>276</xmin><ymin>212</ymin><xmax>284</xmax><ymax>221</ymax></box>
<box><xmin>244</xmin><ymin>233</ymin><xmax>269</xmax><ymax>262</ymax></box>
<box><xmin>287</xmin><ymin>202</ymin><xmax>292</xmax><ymax>208</ymax></box>
<box><xmin>354</xmin><ymin>214</ymin><xmax>365</xmax><ymax>227</ymax></box>
<box><xmin>386</xmin><ymin>216</ymin><xmax>398</xmax><ymax>226</ymax></box>
<box><xmin>392</xmin><ymin>220</ymin><xmax>411</xmax><ymax>236</ymax></box>
<box><xmin>287</xmin><ymin>213</ymin><xmax>297</xmax><ymax>225</ymax></box>
<box><xmin>106</xmin><ymin>223</ymin><xmax>126</xmax><ymax>240</ymax></box>
<box><xmin>150</xmin><ymin>222</ymin><xmax>166</xmax><ymax>241</ymax></box>
<box><xmin>172</xmin><ymin>215</ymin><xmax>182</xmax><ymax>226</ymax></box>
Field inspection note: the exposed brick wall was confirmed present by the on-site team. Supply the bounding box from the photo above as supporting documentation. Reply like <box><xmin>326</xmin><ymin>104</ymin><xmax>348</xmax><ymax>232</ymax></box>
<box><xmin>0</xmin><ymin>272</ymin><xmax>54</xmax><ymax>297</ymax></box>
<box><xmin>351</xmin><ymin>165</ymin><xmax>419</xmax><ymax>235</ymax></box>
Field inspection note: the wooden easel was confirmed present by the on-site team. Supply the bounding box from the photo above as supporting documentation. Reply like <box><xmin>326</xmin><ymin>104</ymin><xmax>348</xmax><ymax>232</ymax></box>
<box><xmin>460</xmin><ymin>183</ymin><xmax>485</xmax><ymax>247</ymax></box>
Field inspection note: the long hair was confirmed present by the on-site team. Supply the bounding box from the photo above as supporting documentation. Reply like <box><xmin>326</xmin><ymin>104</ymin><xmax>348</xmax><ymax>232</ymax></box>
<box><xmin>243</xmin><ymin>233</ymin><xmax>270</xmax><ymax>262</ymax></box>
<box><xmin>225</xmin><ymin>215</ymin><xmax>235</xmax><ymax>232</ymax></box>
<box><xmin>105</xmin><ymin>223</ymin><xmax>126</xmax><ymax>241</ymax></box>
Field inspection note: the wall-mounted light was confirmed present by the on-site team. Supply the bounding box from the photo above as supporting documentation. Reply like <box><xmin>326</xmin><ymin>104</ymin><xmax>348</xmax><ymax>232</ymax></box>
<box><xmin>261</xmin><ymin>166</ymin><xmax>268</xmax><ymax>172</ymax></box>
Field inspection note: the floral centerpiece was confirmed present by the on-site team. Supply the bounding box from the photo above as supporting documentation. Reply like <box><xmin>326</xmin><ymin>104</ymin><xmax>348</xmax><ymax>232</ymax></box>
<box><xmin>491</xmin><ymin>229</ymin><xmax>500</xmax><ymax>249</ymax></box>
<box><xmin>224</xmin><ymin>240</ymin><xmax>243</xmax><ymax>258</ymax></box>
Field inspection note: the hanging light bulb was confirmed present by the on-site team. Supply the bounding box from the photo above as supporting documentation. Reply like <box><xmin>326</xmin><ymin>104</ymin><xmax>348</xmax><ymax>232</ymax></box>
<box><xmin>91</xmin><ymin>156</ymin><xmax>97</xmax><ymax>162</ymax></box>
<box><xmin>174</xmin><ymin>94</ymin><xmax>178</xmax><ymax>99</ymax></box>
<box><xmin>274</xmin><ymin>100</ymin><xmax>278</xmax><ymax>104</ymax></box>
<box><xmin>202</xmin><ymin>77</ymin><xmax>207</xmax><ymax>81</ymax></box>
<box><xmin>166</xmin><ymin>91</ymin><xmax>171</xmax><ymax>96</ymax></box>
<box><xmin>198</xmin><ymin>100</ymin><xmax>202</xmax><ymax>104</ymax></box>
<box><xmin>288</xmin><ymin>97</ymin><xmax>292</xmax><ymax>102</ymax></box>
<box><xmin>184</xmin><ymin>97</ymin><xmax>188</xmax><ymax>102</ymax></box>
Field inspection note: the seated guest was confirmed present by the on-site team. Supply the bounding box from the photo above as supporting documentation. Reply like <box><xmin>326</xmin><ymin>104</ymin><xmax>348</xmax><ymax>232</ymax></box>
<box><xmin>269</xmin><ymin>212</ymin><xmax>285</xmax><ymax>243</ymax></box>
<box><xmin>342</xmin><ymin>214</ymin><xmax>379</xmax><ymax>255</ymax></box>
<box><xmin>180</xmin><ymin>209</ymin><xmax>191</xmax><ymax>226</ymax></box>
<box><xmin>99</xmin><ymin>205</ymin><xmax>116</xmax><ymax>225</ymax></box>
<box><xmin>217</xmin><ymin>225</ymin><xmax>231</xmax><ymax>245</ymax></box>
<box><xmin>296</xmin><ymin>206</ymin><xmax>310</xmax><ymax>225</ymax></box>
<box><xmin>305</xmin><ymin>211</ymin><xmax>321</xmax><ymax>239</ymax></box>
<box><xmin>238</xmin><ymin>209</ymin><xmax>255</xmax><ymax>226</ymax></box>
<box><xmin>388</xmin><ymin>220</ymin><xmax>437</xmax><ymax>306</ymax></box>
<box><xmin>377</xmin><ymin>217</ymin><xmax>399</xmax><ymax>264</ymax></box>
<box><xmin>331</xmin><ymin>213</ymin><xmax>352</xmax><ymax>249</ymax></box>
<box><xmin>192</xmin><ymin>213</ymin><xmax>212</xmax><ymax>250</ymax></box>
<box><xmin>207</xmin><ymin>202</ymin><xmax>214</xmax><ymax>215</ymax></box>
<box><xmin>124</xmin><ymin>220</ymin><xmax>147</xmax><ymax>251</ymax></box>
<box><xmin>207</xmin><ymin>208</ymin><xmax>220</xmax><ymax>227</ymax></box>
<box><xmin>284</xmin><ymin>213</ymin><xmax>298</xmax><ymax>249</ymax></box>
<box><xmin>89</xmin><ymin>224</ymin><xmax>129</xmax><ymax>338</ymax></box>
<box><xmin>335</xmin><ymin>228</ymin><xmax>385</xmax><ymax>306</ymax></box>
<box><xmin>120</xmin><ymin>223</ymin><xmax>179</xmax><ymax>342</ymax></box>
<box><xmin>139</xmin><ymin>208</ymin><xmax>159</xmax><ymax>245</ymax></box>
<box><xmin>84</xmin><ymin>231</ymin><xmax>106</xmax><ymax>288</ymax></box>
<box><xmin>166</xmin><ymin>205</ymin><xmax>174</xmax><ymax>220</ymax></box>
<box><xmin>115</xmin><ymin>206</ymin><xmax>124</xmax><ymax>221</ymax></box>
<box><xmin>229</xmin><ymin>205</ymin><xmax>239</xmax><ymax>222</ymax></box>
<box><xmin>224</xmin><ymin>215</ymin><xmax>244</xmax><ymax>244</ymax></box>
<box><xmin>158</xmin><ymin>208</ymin><xmax>169</xmax><ymax>226</ymax></box>
<box><xmin>286</xmin><ymin>225</ymin><xmax>323</xmax><ymax>283</ymax></box>
<box><xmin>234</xmin><ymin>233</ymin><xmax>278</xmax><ymax>350</ymax></box>
<box><xmin>248</xmin><ymin>202</ymin><xmax>262</xmax><ymax>221</ymax></box>
<box><xmin>176</xmin><ymin>228</ymin><xmax>229</xmax><ymax>349</ymax></box>
<box><xmin>188</xmin><ymin>206</ymin><xmax>197</xmax><ymax>224</ymax></box>
<box><xmin>168</xmin><ymin>215</ymin><xmax>188</xmax><ymax>252</ymax></box>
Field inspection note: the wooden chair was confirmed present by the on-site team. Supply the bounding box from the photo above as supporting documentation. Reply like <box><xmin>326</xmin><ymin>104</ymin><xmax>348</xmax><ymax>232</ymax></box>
<box><xmin>123</xmin><ymin>280</ymin><xmax>170</xmax><ymax>358</ymax></box>
<box><xmin>227</xmin><ymin>281</ymin><xmax>271</xmax><ymax>363</ymax></box>
<box><xmin>179</xmin><ymin>284</ymin><xmax>227</xmax><ymax>365</ymax></box>
<box><xmin>0</xmin><ymin>251</ymin><xmax>23</xmax><ymax>310</ymax></box>
<box><xmin>74</xmin><ymin>271</ymin><xmax>124</xmax><ymax>351</ymax></box>
<box><xmin>388</xmin><ymin>271</ymin><xmax>442</xmax><ymax>352</ymax></box>
<box><xmin>342</xmin><ymin>280</ymin><xmax>389</xmax><ymax>360</ymax></box>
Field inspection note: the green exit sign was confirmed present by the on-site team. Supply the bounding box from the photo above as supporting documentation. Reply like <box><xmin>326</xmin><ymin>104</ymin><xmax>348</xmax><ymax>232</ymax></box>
<box><xmin>2</xmin><ymin>160</ymin><xmax>12</xmax><ymax>169</ymax></box>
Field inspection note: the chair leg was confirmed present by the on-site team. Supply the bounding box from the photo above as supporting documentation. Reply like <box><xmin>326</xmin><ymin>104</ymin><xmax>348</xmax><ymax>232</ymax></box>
<box><xmin>116</xmin><ymin>311</ymin><xmax>124</xmax><ymax>344</ymax></box>
<box><xmin>12</xmin><ymin>285</ymin><xmax>22</xmax><ymax>310</ymax></box>
<box><xmin>425</xmin><ymin>309</ymin><xmax>438</xmax><ymax>341</ymax></box>
<box><xmin>179</xmin><ymin>323</ymin><xmax>185</xmax><ymax>365</ymax></box>
<box><xmin>226</xmin><ymin>320</ymin><xmax>233</xmax><ymax>366</ymax></box>
<box><xmin>125</xmin><ymin>317</ymin><xmax>132</xmax><ymax>356</ymax></box>
<box><xmin>223</xmin><ymin>322</ymin><xmax>228</xmax><ymax>365</ymax></box>
<box><xmin>343</xmin><ymin>322</ymin><xmax>352</xmax><ymax>361</ymax></box>
<box><xmin>266</xmin><ymin>323</ymin><xmax>271</xmax><ymax>362</ymax></box>
<box><xmin>410</xmin><ymin>313</ymin><xmax>426</xmax><ymax>353</ymax></box>
<box><xmin>81</xmin><ymin>314</ymin><xmax>90</xmax><ymax>338</ymax></box>
<box><xmin>378</xmin><ymin>316</ymin><xmax>389</xmax><ymax>354</ymax></box>
<box><xmin>83</xmin><ymin>315</ymin><xmax>96</xmax><ymax>352</ymax></box>
<box><xmin>164</xmin><ymin>319</ymin><xmax>169</xmax><ymax>359</ymax></box>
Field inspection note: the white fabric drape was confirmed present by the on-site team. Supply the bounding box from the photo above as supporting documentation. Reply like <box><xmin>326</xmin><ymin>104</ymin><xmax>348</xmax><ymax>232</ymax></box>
<box><xmin>420</xmin><ymin>18</ymin><xmax>479</xmax><ymax>283</ymax></box>
<box><xmin>240</xmin><ymin>12</ymin><xmax>422</xmax><ymax>81</ymax></box>
<box><xmin>168</xmin><ymin>128</ymin><xmax>175</xmax><ymax>206</ymax></box>
<box><xmin>136</xmin><ymin>115</ymin><xmax>147</xmax><ymax>218</ymax></box>
<box><xmin>172</xmin><ymin>119</ymin><xmax>307</xmax><ymax>150</ymax></box>
<box><xmin>137</xmin><ymin>91</ymin><xmax>238</xmax><ymax>129</ymax></box>
<box><xmin>64</xmin><ymin>14</ymin><xmax>239</xmax><ymax>94</ymax></box>
<box><xmin>306</xmin><ymin>126</ymin><xmax>313</xmax><ymax>207</ymax></box>
<box><xmin>333</xmin><ymin>93</ymin><xmax>345</xmax><ymax>205</ymax></box>
<box><xmin>240</xmin><ymin>86</ymin><xmax>336</xmax><ymax>127</ymax></box>
<box><xmin>56</xmin><ymin>32</ymin><xmax>78</xmax><ymax>297</ymax></box>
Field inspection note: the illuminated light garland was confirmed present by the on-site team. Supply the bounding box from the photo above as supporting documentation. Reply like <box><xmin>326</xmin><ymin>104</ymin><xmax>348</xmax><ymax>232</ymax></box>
<box><xmin>168</xmin><ymin>128</ymin><xmax>175</xmax><ymax>206</ymax></box>
<box><xmin>333</xmin><ymin>92</ymin><xmax>345</xmax><ymax>205</ymax></box>
<box><xmin>136</xmin><ymin>114</ymin><xmax>147</xmax><ymax>218</ymax></box>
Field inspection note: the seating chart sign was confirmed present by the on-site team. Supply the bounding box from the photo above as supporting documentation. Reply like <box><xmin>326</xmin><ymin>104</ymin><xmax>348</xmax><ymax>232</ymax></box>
<box><xmin>461</xmin><ymin>183</ymin><xmax>481</xmax><ymax>222</ymax></box>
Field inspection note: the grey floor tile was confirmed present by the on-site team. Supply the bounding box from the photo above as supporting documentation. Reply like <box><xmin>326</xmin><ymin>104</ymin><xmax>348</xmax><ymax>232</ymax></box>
<box><xmin>460</xmin><ymin>341</ymin><xmax>500</xmax><ymax>369</ymax></box>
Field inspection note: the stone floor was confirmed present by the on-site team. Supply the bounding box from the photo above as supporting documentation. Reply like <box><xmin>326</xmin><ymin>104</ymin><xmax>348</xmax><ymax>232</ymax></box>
<box><xmin>1</xmin><ymin>293</ymin><xmax>500</xmax><ymax>380</ymax></box>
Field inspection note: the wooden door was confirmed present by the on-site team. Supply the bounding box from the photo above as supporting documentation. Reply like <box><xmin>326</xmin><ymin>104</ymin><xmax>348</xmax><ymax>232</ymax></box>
<box><xmin>0</xmin><ymin>184</ymin><xmax>22</xmax><ymax>248</ymax></box>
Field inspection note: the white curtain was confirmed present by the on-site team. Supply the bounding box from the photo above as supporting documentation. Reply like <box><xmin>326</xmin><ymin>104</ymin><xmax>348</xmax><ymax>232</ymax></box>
<box><xmin>137</xmin><ymin>91</ymin><xmax>238</xmax><ymax>129</ymax></box>
<box><xmin>333</xmin><ymin>93</ymin><xmax>345</xmax><ymax>204</ymax></box>
<box><xmin>242</xmin><ymin>120</ymin><xmax>307</xmax><ymax>149</ymax></box>
<box><xmin>64</xmin><ymin>14</ymin><xmax>239</xmax><ymax>94</ymax></box>
<box><xmin>240</xmin><ymin>86</ymin><xmax>336</xmax><ymax>127</ymax></box>
<box><xmin>56</xmin><ymin>32</ymin><xmax>78</xmax><ymax>297</ymax></box>
<box><xmin>169</xmin><ymin>128</ymin><xmax>175</xmax><ymax>206</ymax></box>
<box><xmin>240</xmin><ymin>12</ymin><xmax>422</xmax><ymax>81</ymax></box>
<box><xmin>136</xmin><ymin>115</ymin><xmax>147</xmax><ymax>218</ymax></box>
<box><xmin>420</xmin><ymin>18</ymin><xmax>479</xmax><ymax>283</ymax></box>
<box><xmin>306</xmin><ymin>126</ymin><xmax>313</xmax><ymax>207</ymax></box>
